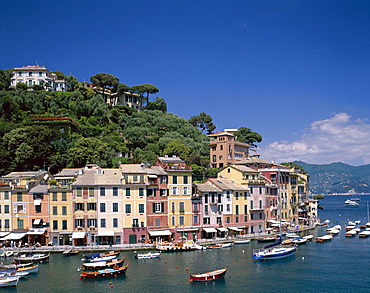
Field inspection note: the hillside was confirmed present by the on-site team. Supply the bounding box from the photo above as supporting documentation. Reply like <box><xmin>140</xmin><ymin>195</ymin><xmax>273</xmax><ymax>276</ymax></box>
<box><xmin>295</xmin><ymin>161</ymin><xmax>370</xmax><ymax>195</ymax></box>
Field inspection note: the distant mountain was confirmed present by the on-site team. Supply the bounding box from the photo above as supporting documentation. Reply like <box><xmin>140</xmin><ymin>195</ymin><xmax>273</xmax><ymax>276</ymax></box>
<box><xmin>294</xmin><ymin>161</ymin><xmax>370</xmax><ymax>195</ymax></box>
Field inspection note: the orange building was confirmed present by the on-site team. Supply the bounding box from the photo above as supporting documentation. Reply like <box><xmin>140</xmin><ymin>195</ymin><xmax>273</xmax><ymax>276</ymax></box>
<box><xmin>209</xmin><ymin>129</ymin><xmax>250</xmax><ymax>168</ymax></box>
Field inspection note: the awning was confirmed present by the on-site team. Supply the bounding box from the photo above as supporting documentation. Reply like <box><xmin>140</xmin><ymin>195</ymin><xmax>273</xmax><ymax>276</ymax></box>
<box><xmin>2</xmin><ymin>233</ymin><xmax>27</xmax><ymax>240</ymax></box>
<box><xmin>228</xmin><ymin>227</ymin><xmax>243</xmax><ymax>231</ymax></box>
<box><xmin>33</xmin><ymin>219</ymin><xmax>42</xmax><ymax>225</ymax></box>
<box><xmin>27</xmin><ymin>228</ymin><xmax>46</xmax><ymax>235</ymax></box>
<box><xmin>148</xmin><ymin>175</ymin><xmax>157</xmax><ymax>178</ymax></box>
<box><xmin>178</xmin><ymin>228</ymin><xmax>199</xmax><ymax>232</ymax></box>
<box><xmin>217</xmin><ymin>227</ymin><xmax>228</xmax><ymax>232</ymax></box>
<box><xmin>148</xmin><ymin>230</ymin><xmax>172</xmax><ymax>237</ymax></box>
<box><xmin>34</xmin><ymin>200</ymin><xmax>41</xmax><ymax>206</ymax></box>
<box><xmin>97</xmin><ymin>231</ymin><xmax>115</xmax><ymax>237</ymax></box>
<box><xmin>0</xmin><ymin>232</ymin><xmax>9</xmax><ymax>238</ymax></box>
<box><xmin>203</xmin><ymin>227</ymin><xmax>217</xmax><ymax>233</ymax></box>
<box><xmin>72</xmin><ymin>232</ymin><xmax>86</xmax><ymax>239</ymax></box>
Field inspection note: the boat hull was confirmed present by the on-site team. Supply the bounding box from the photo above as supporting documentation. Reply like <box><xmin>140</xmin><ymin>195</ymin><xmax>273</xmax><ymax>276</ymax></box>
<box><xmin>13</xmin><ymin>254</ymin><xmax>49</xmax><ymax>263</ymax></box>
<box><xmin>189</xmin><ymin>268</ymin><xmax>228</xmax><ymax>282</ymax></box>
<box><xmin>0</xmin><ymin>277</ymin><xmax>19</xmax><ymax>288</ymax></box>
<box><xmin>253</xmin><ymin>247</ymin><xmax>297</xmax><ymax>260</ymax></box>
<box><xmin>80</xmin><ymin>264</ymin><xmax>128</xmax><ymax>279</ymax></box>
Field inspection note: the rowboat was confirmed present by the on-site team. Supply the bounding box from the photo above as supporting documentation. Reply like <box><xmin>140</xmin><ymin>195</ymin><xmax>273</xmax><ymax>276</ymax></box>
<box><xmin>316</xmin><ymin>235</ymin><xmax>333</xmax><ymax>242</ymax></box>
<box><xmin>189</xmin><ymin>267</ymin><xmax>228</xmax><ymax>282</ymax></box>
<box><xmin>82</xmin><ymin>257</ymin><xmax>126</xmax><ymax>269</ymax></box>
<box><xmin>0</xmin><ymin>264</ymin><xmax>39</xmax><ymax>274</ymax></box>
<box><xmin>0</xmin><ymin>276</ymin><xmax>19</xmax><ymax>288</ymax></box>
<box><xmin>234</xmin><ymin>239</ymin><xmax>250</xmax><ymax>244</ymax></box>
<box><xmin>134</xmin><ymin>252</ymin><xmax>161</xmax><ymax>259</ymax></box>
<box><xmin>0</xmin><ymin>271</ymin><xmax>29</xmax><ymax>278</ymax></box>
<box><xmin>14</xmin><ymin>252</ymin><xmax>50</xmax><ymax>263</ymax></box>
<box><xmin>80</xmin><ymin>263</ymin><xmax>129</xmax><ymax>279</ymax></box>
<box><xmin>62</xmin><ymin>249</ymin><xmax>79</xmax><ymax>256</ymax></box>
<box><xmin>81</xmin><ymin>251</ymin><xmax>120</xmax><ymax>263</ymax></box>
<box><xmin>256</xmin><ymin>237</ymin><xmax>278</xmax><ymax>243</ymax></box>
<box><xmin>218</xmin><ymin>243</ymin><xmax>233</xmax><ymax>248</ymax></box>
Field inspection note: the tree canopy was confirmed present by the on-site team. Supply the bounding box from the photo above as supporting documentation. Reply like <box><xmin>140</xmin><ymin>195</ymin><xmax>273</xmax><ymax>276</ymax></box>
<box><xmin>233</xmin><ymin>127</ymin><xmax>262</xmax><ymax>148</ymax></box>
<box><xmin>188</xmin><ymin>112</ymin><xmax>216</xmax><ymax>135</ymax></box>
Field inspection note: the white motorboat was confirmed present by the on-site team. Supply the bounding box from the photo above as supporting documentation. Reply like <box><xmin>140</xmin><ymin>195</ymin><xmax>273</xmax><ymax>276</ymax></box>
<box><xmin>316</xmin><ymin>235</ymin><xmax>333</xmax><ymax>242</ymax></box>
<box><xmin>327</xmin><ymin>228</ymin><xmax>340</xmax><ymax>235</ymax></box>
<box><xmin>0</xmin><ymin>271</ymin><xmax>29</xmax><ymax>279</ymax></box>
<box><xmin>234</xmin><ymin>239</ymin><xmax>251</xmax><ymax>244</ymax></box>
<box><xmin>345</xmin><ymin>229</ymin><xmax>357</xmax><ymax>237</ymax></box>
<box><xmin>359</xmin><ymin>230</ymin><xmax>370</xmax><ymax>238</ymax></box>
<box><xmin>302</xmin><ymin>235</ymin><xmax>314</xmax><ymax>241</ymax></box>
<box><xmin>344</xmin><ymin>200</ymin><xmax>359</xmax><ymax>207</ymax></box>
<box><xmin>134</xmin><ymin>252</ymin><xmax>161</xmax><ymax>259</ymax></box>
<box><xmin>285</xmin><ymin>233</ymin><xmax>300</xmax><ymax>238</ymax></box>
<box><xmin>291</xmin><ymin>237</ymin><xmax>307</xmax><ymax>245</ymax></box>
<box><xmin>0</xmin><ymin>276</ymin><xmax>19</xmax><ymax>288</ymax></box>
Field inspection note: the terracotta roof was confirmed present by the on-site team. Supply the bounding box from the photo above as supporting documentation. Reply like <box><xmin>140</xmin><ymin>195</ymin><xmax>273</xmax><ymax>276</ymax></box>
<box><xmin>208</xmin><ymin>178</ymin><xmax>247</xmax><ymax>191</ymax></box>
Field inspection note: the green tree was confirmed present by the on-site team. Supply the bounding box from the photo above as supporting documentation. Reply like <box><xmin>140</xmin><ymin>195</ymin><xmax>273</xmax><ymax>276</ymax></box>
<box><xmin>233</xmin><ymin>127</ymin><xmax>262</xmax><ymax>148</ymax></box>
<box><xmin>0</xmin><ymin>69</ymin><xmax>14</xmax><ymax>90</ymax></box>
<box><xmin>147</xmin><ymin>97</ymin><xmax>167</xmax><ymax>113</ymax></box>
<box><xmin>16</xmin><ymin>82</ymin><xmax>28</xmax><ymax>91</ymax></box>
<box><xmin>90</xmin><ymin>73</ymin><xmax>119</xmax><ymax>102</ymax></box>
<box><xmin>52</xmin><ymin>71</ymin><xmax>67</xmax><ymax>80</ymax></box>
<box><xmin>0</xmin><ymin>95</ymin><xmax>20</xmax><ymax>122</ymax></box>
<box><xmin>163</xmin><ymin>140</ymin><xmax>190</xmax><ymax>159</ymax></box>
<box><xmin>188</xmin><ymin>112</ymin><xmax>216</xmax><ymax>134</ymax></box>
<box><xmin>65</xmin><ymin>74</ymin><xmax>80</xmax><ymax>91</ymax></box>
<box><xmin>130</xmin><ymin>83</ymin><xmax>159</xmax><ymax>106</ymax></box>
<box><xmin>280</xmin><ymin>162</ymin><xmax>307</xmax><ymax>174</ymax></box>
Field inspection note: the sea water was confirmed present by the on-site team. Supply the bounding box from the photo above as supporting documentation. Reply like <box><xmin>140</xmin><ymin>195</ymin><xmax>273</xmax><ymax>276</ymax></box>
<box><xmin>7</xmin><ymin>194</ymin><xmax>370</xmax><ymax>292</ymax></box>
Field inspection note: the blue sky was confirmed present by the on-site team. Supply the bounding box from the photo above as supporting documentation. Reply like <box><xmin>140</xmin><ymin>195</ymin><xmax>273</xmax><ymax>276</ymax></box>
<box><xmin>1</xmin><ymin>0</ymin><xmax>369</xmax><ymax>166</ymax></box>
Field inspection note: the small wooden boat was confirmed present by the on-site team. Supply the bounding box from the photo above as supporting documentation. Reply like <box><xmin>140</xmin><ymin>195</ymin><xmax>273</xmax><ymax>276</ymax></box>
<box><xmin>218</xmin><ymin>243</ymin><xmax>233</xmax><ymax>248</ymax></box>
<box><xmin>203</xmin><ymin>244</ymin><xmax>222</xmax><ymax>249</ymax></box>
<box><xmin>134</xmin><ymin>252</ymin><xmax>161</xmax><ymax>259</ymax></box>
<box><xmin>0</xmin><ymin>264</ymin><xmax>39</xmax><ymax>274</ymax></box>
<box><xmin>81</xmin><ymin>251</ymin><xmax>120</xmax><ymax>263</ymax></box>
<box><xmin>62</xmin><ymin>249</ymin><xmax>79</xmax><ymax>256</ymax></box>
<box><xmin>302</xmin><ymin>235</ymin><xmax>314</xmax><ymax>241</ymax></box>
<box><xmin>4</xmin><ymin>251</ymin><xmax>14</xmax><ymax>257</ymax></box>
<box><xmin>257</xmin><ymin>237</ymin><xmax>279</xmax><ymax>243</ymax></box>
<box><xmin>0</xmin><ymin>271</ymin><xmax>29</xmax><ymax>278</ymax></box>
<box><xmin>316</xmin><ymin>235</ymin><xmax>333</xmax><ymax>242</ymax></box>
<box><xmin>189</xmin><ymin>267</ymin><xmax>228</xmax><ymax>282</ymax></box>
<box><xmin>0</xmin><ymin>276</ymin><xmax>19</xmax><ymax>288</ymax></box>
<box><xmin>282</xmin><ymin>238</ymin><xmax>293</xmax><ymax>245</ymax></box>
<box><xmin>234</xmin><ymin>239</ymin><xmax>250</xmax><ymax>244</ymax></box>
<box><xmin>82</xmin><ymin>257</ymin><xmax>126</xmax><ymax>269</ymax></box>
<box><xmin>80</xmin><ymin>263</ymin><xmax>129</xmax><ymax>279</ymax></box>
<box><xmin>14</xmin><ymin>252</ymin><xmax>50</xmax><ymax>263</ymax></box>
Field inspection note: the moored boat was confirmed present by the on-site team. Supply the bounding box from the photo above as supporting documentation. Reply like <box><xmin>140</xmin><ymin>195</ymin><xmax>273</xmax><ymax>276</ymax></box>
<box><xmin>13</xmin><ymin>252</ymin><xmax>50</xmax><ymax>263</ymax></box>
<box><xmin>80</xmin><ymin>263</ymin><xmax>129</xmax><ymax>279</ymax></box>
<box><xmin>0</xmin><ymin>271</ymin><xmax>29</xmax><ymax>278</ymax></box>
<box><xmin>156</xmin><ymin>241</ymin><xmax>197</xmax><ymax>252</ymax></box>
<box><xmin>234</xmin><ymin>239</ymin><xmax>250</xmax><ymax>244</ymax></box>
<box><xmin>302</xmin><ymin>235</ymin><xmax>314</xmax><ymax>241</ymax></box>
<box><xmin>134</xmin><ymin>252</ymin><xmax>161</xmax><ymax>259</ymax></box>
<box><xmin>62</xmin><ymin>249</ymin><xmax>79</xmax><ymax>256</ymax></box>
<box><xmin>316</xmin><ymin>235</ymin><xmax>333</xmax><ymax>242</ymax></box>
<box><xmin>81</xmin><ymin>251</ymin><xmax>120</xmax><ymax>263</ymax></box>
<box><xmin>291</xmin><ymin>237</ymin><xmax>307</xmax><ymax>245</ymax></box>
<box><xmin>0</xmin><ymin>264</ymin><xmax>39</xmax><ymax>274</ymax></box>
<box><xmin>256</xmin><ymin>237</ymin><xmax>278</xmax><ymax>243</ymax></box>
<box><xmin>358</xmin><ymin>230</ymin><xmax>370</xmax><ymax>238</ymax></box>
<box><xmin>0</xmin><ymin>276</ymin><xmax>19</xmax><ymax>288</ymax></box>
<box><xmin>82</xmin><ymin>257</ymin><xmax>126</xmax><ymax>269</ymax></box>
<box><xmin>345</xmin><ymin>229</ymin><xmax>357</xmax><ymax>237</ymax></box>
<box><xmin>189</xmin><ymin>267</ymin><xmax>228</xmax><ymax>282</ymax></box>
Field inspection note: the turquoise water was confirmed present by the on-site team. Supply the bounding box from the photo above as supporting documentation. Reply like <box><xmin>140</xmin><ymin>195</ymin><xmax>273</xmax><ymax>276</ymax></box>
<box><xmin>6</xmin><ymin>195</ymin><xmax>370</xmax><ymax>292</ymax></box>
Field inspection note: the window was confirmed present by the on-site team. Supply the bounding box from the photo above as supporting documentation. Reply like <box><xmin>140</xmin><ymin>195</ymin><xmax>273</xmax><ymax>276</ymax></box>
<box><xmin>87</xmin><ymin>219</ymin><xmax>96</xmax><ymax>227</ymax></box>
<box><xmin>132</xmin><ymin>219</ymin><xmax>138</xmax><ymax>227</ymax></box>
<box><xmin>172</xmin><ymin>175</ymin><xmax>177</xmax><ymax>184</ymax></box>
<box><xmin>17</xmin><ymin>192</ymin><xmax>22</xmax><ymax>202</ymax></box>
<box><xmin>218</xmin><ymin>205</ymin><xmax>223</xmax><ymax>212</ymax></box>
<box><xmin>35</xmin><ymin>204</ymin><xmax>41</xmax><ymax>213</ymax></box>
<box><xmin>29</xmin><ymin>72</ymin><xmax>32</xmax><ymax>76</ymax></box>
<box><xmin>62</xmin><ymin>192</ymin><xmax>67</xmax><ymax>201</ymax></box>
<box><xmin>18</xmin><ymin>72</ymin><xmax>22</xmax><ymax>76</ymax></box>
<box><xmin>217</xmin><ymin>217</ymin><xmax>222</xmax><ymax>224</ymax></box>
<box><xmin>171</xmin><ymin>202</ymin><xmax>175</xmax><ymax>212</ymax></box>
<box><xmin>250</xmin><ymin>200</ymin><xmax>253</xmax><ymax>209</ymax></box>
<box><xmin>139</xmin><ymin>204</ymin><xmax>144</xmax><ymax>213</ymax></box>
<box><xmin>133</xmin><ymin>175</ymin><xmax>138</xmax><ymax>182</ymax></box>
<box><xmin>205</xmin><ymin>205</ymin><xmax>208</xmax><ymax>213</ymax></box>
<box><xmin>160</xmin><ymin>189</ymin><xmax>167</xmax><ymax>196</ymax></box>
<box><xmin>88</xmin><ymin>187</ymin><xmax>94</xmax><ymax>197</ymax></box>
<box><xmin>75</xmin><ymin>203</ymin><xmax>84</xmax><ymax>211</ymax></box>
<box><xmin>259</xmin><ymin>187</ymin><xmax>263</xmax><ymax>194</ymax></box>
<box><xmin>62</xmin><ymin>206</ymin><xmax>67</xmax><ymax>215</ymax></box>
<box><xmin>244</xmin><ymin>204</ymin><xmax>248</xmax><ymax>214</ymax></box>
<box><xmin>52</xmin><ymin>193</ymin><xmax>57</xmax><ymax>201</ymax></box>
<box><xmin>52</xmin><ymin>206</ymin><xmax>57</xmax><ymax>215</ymax></box>
<box><xmin>125</xmin><ymin>204</ymin><xmax>131</xmax><ymax>213</ymax></box>
<box><xmin>179</xmin><ymin>216</ymin><xmax>184</xmax><ymax>225</ymax></box>
<box><xmin>17</xmin><ymin>219</ymin><xmax>24</xmax><ymax>229</ymax></box>
<box><xmin>179</xmin><ymin>202</ymin><xmax>185</xmax><ymax>212</ymax></box>
<box><xmin>204</xmin><ymin>194</ymin><xmax>209</xmax><ymax>203</ymax></box>
<box><xmin>100</xmin><ymin>203</ymin><xmax>106</xmax><ymax>213</ymax></box>
<box><xmin>39</xmin><ymin>71</ymin><xmax>42</xmax><ymax>76</ymax></box>
<box><xmin>172</xmin><ymin>216</ymin><xmax>175</xmax><ymax>226</ymax></box>
<box><xmin>100</xmin><ymin>218</ymin><xmax>106</xmax><ymax>228</ymax></box>
<box><xmin>62</xmin><ymin>220</ymin><xmax>67</xmax><ymax>230</ymax></box>
<box><xmin>33</xmin><ymin>193</ymin><xmax>43</xmax><ymax>200</ymax></box>
<box><xmin>235</xmin><ymin>192</ymin><xmax>239</xmax><ymax>200</ymax></box>
<box><xmin>153</xmin><ymin>202</ymin><xmax>164</xmax><ymax>213</ymax></box>
<box><xmin>183</xmin><ymin>176</ymin><xmax>188</xmax><ymax>184</ymax></box>
<box><xmin>218</xmin><ymin>194</ymin><xmax>222</xmax><ymax>203</ymax></box>
<box><xmin>4</xmin><ymin>205</ymin><xmax>9</xmax><ymax>214</ymax></box>
<box><xmin>226</xmin><ymin>191</ymin><xmax>230</xmax><ymax>200</ymax></box>
<box><xmin>160</xmin><ymin>176</ymin><xmax>167</xmax><ymax>184</ymax></box>
<box><xmin>113</xmin><ymin>218</ymin><xmax>118</xmax><ymax>228</ymax></box>
<box><xmin>250</xmin><ymin>187</ymin><xmax>254</xmax><ymax>194</ymax></box>
<box><xmin>244</xmin><ymin>192</ymin><xmax>248</xmax><ymax>199</ymax></box>
<box><xmin>113</xmin><ymin>187</ymin><xmax>118</xmax><ymax>196</ymax></box>
<box><xmin>171</xmin><ymin>187</ymin><xmax>179</xmax><ymax>195</ymax></box>
<box><xmin>4</xmin><ymin>191</ymin><xmax>9</xmax><ymax>200</ymax></box>
<box><xmin>236</xmin><ymin>216</ymin><xmax>239</xmax><ymax>223</ymax></box>
<box><xmin>226</xmin><ymin>217</ymin><xmax>230</xmax><ymax>224</ymax></box>
<box><xmin>53</xmin><ymin>220</ymin><xmax>58</xmax><ymax>230</ymax></box>
<box><xmin>4</xmin><ymin>219</ymin><xmax>9</xmax><ymax>228</ymax></box>
<box><xmin>139</xmin><ymin>188</ymin><xmax>144</xmax><ymax>197</ymax></box>
<box><xmin>112</xmin><ymin>203</ymin><xmax>118</xmax><ymax>212</ymax></box>
<box><xmin>182</xmin><ymin>186</ymin><xmax>189</xmax><ymax>195</ymax></box>
<box><xmin>235</xmin><ymin>205</ymin><xmax>239</xmax><ymax>215</ymax></box>
<box><xmin>259</xmin><ymin>212</ymin><xmax>263</xmax><ymax>219</ymax></box>
<box><xmin>125</xmin><ymin>188</ymin><xmax>130</xmax><ymax>196</ymax></box>
<box><xmin>193</xmin><ymin>215</ymin><xmax>199</xmax><ymax>225</ymax></box>
<box><xmin>193</xmin><ymin>203</ymin><xmax>199</xmax><ymax>212</ymax></box>
<box><xmin>155</xmin><ymin>218</ymin><xmax>160</xmax><ymax>226</ymax></box>
<box><xmin>76</xmin><ymin>187</ymin><xmax>82</xmax><ymax>197</ymax></box>
<box><xmin>203</xmin><ymin>218</ymin><xmax>210</xmax><ymax>224</ymax></box>
<box><xmin>226</xmin><ymin>204</ymin><xmax>230</xmax><ymax>212</ymax></box>
<box><xmin>87</xmin><ymin>203</ymin><xmax>96</xmax><ymax>211</ymax></box>
<box><xmin>100</xmin><ymin>187</ymin><xmax>105</xmax><ymax>196</ymax></box>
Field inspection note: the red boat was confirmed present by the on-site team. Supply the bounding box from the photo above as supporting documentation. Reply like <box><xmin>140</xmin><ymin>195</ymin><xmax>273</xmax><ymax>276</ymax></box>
<box><xmin>80</xmin><ymin>263</ymin><xmax>129</xmax><ymax>279</ymax></box>
<box><xmin>189</xmin><ymin>267</ymin><xmax>228</xmax><ymax>282</ymax></box>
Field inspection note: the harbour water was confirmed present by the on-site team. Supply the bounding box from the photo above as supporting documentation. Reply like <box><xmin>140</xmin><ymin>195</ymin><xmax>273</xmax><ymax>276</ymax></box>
<box><xmin>5</xmin><ymin>194</ymin><xmax>370</xmax><ymax>292</ymax></box>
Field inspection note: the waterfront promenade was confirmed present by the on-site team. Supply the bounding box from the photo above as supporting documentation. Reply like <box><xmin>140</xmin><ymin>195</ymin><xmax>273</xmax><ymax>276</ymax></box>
<box><xmin>5</xmin><ymin>223</ymin><xmax>318</xmax><ymax>254</ymax></box>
